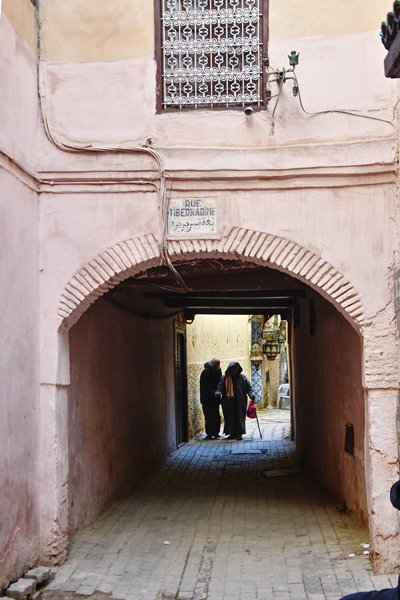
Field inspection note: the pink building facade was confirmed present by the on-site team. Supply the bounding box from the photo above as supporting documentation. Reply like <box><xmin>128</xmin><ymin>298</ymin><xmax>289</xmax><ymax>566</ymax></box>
<box><xmin>1</xmin><ymin>0</ymin><xmax>399</xmax><ymax>587</ymax></box>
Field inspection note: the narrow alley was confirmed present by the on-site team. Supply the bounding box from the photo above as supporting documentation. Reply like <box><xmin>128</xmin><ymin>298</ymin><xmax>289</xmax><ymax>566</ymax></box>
<box><xmin>41</xmin><ymin>412</ymin><xmax>396</xmax><ymax>600</ymax></box>
<box><xmin>3</xmin><ymin>0</ymin><xmax>400</xmax><ymax>590</ymax></box>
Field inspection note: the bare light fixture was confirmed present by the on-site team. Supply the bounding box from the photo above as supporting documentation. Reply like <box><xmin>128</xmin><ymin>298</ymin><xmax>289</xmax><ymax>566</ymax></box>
<box><xmin>265</xmin><ymin>50</ymin><xmax>300</xmax><ymax>100</ymax></box>
<box><xmin>262</xmin><ymin>50</ymin><xmax>302</xmax><ymax>134</ymax></box>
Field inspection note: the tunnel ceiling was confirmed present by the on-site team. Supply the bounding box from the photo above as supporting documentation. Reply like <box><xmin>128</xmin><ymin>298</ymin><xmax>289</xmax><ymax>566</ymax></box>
<box><xmin>105</xmin><ymin>259</ymin><xmax>307</xmax><ymax>320</ymax></box>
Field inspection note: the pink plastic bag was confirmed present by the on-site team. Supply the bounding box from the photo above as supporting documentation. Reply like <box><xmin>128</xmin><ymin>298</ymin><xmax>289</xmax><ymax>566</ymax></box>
<box><xmin>246</xmin><ymin>400</ymin><xmax>257</xmax><ymax>419</ymax></box>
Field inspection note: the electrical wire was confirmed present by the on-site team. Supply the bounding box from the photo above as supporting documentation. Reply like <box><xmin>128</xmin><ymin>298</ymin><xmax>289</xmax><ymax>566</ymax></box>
<box><xmin>293</xmin><ymin>72</ymin><xmax>398</xmax><ymax>128</ymax></box>
<box><xmin>270</xmin><ymin>75</ymin><xmax>285</xmax><ymax>135</ymax></box>
<box><xmin>34</xmin><ymin>0</ymin><xmax>186</xmax><ymax>291</ymax></box>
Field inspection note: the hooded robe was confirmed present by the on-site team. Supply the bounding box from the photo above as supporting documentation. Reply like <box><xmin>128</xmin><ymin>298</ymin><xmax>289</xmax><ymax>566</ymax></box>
<box><xmin>339</xmin><ymin>577</ymin><xmax>400</xmax><ymax>599</ymax></box>
<box><xmin>216</xmin><ymin>361</ymin><xmax>255</xmax><ymax>437</ymax></box>
<box><xmin>200</xmin><ymin>359</ymin><xmax>222</xmax><ymax>437</ymax></box>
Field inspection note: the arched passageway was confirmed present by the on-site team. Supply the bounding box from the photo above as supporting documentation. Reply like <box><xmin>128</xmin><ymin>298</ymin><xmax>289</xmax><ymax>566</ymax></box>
<box><xmin>40</xmin><ymin>227</ymin><xmax>400</xmax><ymax>580</ymax></box>
<box><xmin>65</xmin><ymin>250</ymin><xmax>366</xmax><ymax>537</ymax></box>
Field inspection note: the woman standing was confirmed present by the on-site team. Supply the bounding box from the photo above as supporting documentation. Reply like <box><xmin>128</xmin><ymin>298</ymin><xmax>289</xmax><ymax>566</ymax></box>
<box><xmin>216</xmin><ymin>361</ymin><xmax>255</xmax><ymax>441</ymax></box>
<box><xmin>200</xmin><ymin>358</ymin><xmax>222</xmax><ymax>439</ymax></box>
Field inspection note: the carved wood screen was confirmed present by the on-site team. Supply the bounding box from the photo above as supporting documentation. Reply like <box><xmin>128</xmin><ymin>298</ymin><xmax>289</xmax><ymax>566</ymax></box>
<box><xmin>157</xmin><ymin>0</ymin><xmax>267</xmax><ymax>110</ymax></box>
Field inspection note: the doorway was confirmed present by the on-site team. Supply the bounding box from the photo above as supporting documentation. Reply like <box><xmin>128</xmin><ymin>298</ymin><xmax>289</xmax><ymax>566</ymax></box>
<box><xmin>185</xmin><ymin>313</ymin><xmax>292</xmax><ymax>442</ymax></box>
<box><xmin>175</xmin><ymin>324</ymin><xmax>189</xmax><ymax>447</ymax></box>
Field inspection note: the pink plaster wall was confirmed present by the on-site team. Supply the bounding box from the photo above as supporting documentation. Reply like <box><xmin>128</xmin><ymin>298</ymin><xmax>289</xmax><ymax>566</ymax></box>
<box><xmin>293</xmin><ymin>291</ymin><xmax>367</xmax><ymax>522</ymax></box>
<box><xmin>35</xmin><ymin>24</ymin><xmax>396</xmax><ymax>182</ymax></box>
<box><xmin>0</xmin><ymin>169</ymin><xmax>40</xmax><ymax>588</ymax></box>
<box><xmin>38</xmin><ymin>29</ymin><xmax>395</xmax><ymax>159</ymax></box>
<box><xmin>0</xmin><ymin>10</ymin><xmax>41</xmax><ymax>590</ymax></box>
<box><xmin>40</xmin><ymin>184</ymin><xmax>396</xmax><ymax>333</ymax></box>
<box><xmin>67</xmin><ymin>298</ymin><xmax>176</xmax><ymax>531</ymax></box>
<box><xmin>0</xmin><ymin>13</ymin><xmax>39</xmax><ymax>172</ymax></box>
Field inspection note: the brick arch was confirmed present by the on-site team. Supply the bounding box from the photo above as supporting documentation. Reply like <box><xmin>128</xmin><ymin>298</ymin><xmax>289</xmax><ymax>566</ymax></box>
<box><xmin>58</xmin><ymin>227</ymin><xmax>364</xmax><ymax>331</ymax></box>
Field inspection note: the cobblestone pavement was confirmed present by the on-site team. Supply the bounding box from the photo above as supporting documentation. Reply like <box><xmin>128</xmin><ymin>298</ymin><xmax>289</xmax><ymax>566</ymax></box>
<box><xmin>45</xmin><ymin>410</ymin><xmax>397</xmax><ymax>600</ymax></box>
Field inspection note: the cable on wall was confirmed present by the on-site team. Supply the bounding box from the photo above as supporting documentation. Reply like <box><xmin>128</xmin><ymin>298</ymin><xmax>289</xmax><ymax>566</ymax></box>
<box><xmin>293</xmin><ymin>72</ymin><xmax>398</xmax><ymax>128</ymax></box>
<box><xmin>261</xmin><ymin>52</ymin><xmax>399</xmax><ymax>135</ymax></box>
<box><xmin>34</xmin><ymin>0</ymin><xmax>186</xmax><ymax>290</ymax></box>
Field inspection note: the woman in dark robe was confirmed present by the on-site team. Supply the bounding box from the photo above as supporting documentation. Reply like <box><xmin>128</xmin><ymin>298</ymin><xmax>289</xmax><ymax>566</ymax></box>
<box><xmin>200</xmin><ymin>358</ymin><xmax>222</xmax><ymax>439</ymax></box>
<box><xmin>339</xmin><ymin>580</ymin><xmax>400</xmax><ymax>600</ymax></box>
<box><xmin>216</xmin><ymin>361</ymin><xmax>255</xmax><ymax>441</ymax></box>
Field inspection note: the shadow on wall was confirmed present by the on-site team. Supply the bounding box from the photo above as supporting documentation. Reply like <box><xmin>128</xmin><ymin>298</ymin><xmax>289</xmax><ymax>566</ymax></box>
<box><xmin>293</xmin><ymin>291</ymin><xmax>366</xmax><ymax>523</ymax></box>
<box><xmin>67</xmin><ymin>298</ymin><xmax>176</xmax><ymax>532</ymax></box>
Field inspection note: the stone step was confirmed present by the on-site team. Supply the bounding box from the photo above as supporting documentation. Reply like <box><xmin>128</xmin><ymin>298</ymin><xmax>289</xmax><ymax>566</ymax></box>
<box><xmin>6</xmin><ymin>578</ymin><xmax>36</xmax><ymax>600</ymax></box>
<box><xmin>25</xmin><ymin>568</ymin><xmax>53</xmax><ymax>585</ymax></box>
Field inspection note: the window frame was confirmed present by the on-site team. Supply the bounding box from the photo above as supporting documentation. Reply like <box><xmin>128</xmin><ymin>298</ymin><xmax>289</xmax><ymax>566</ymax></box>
<box><xmin>154</xmin><ymin>0</ymin><xmax>269</xmax><ymax>114</ymax></box>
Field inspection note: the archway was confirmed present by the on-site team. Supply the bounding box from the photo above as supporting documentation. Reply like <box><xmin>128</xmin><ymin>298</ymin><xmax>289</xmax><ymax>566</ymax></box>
<box><xmin>58</xmin><ymin>227</ymin><xmax>365</xmax><ymax>331</ymax></box>
<box><xmin>58</xmin><ymin>228</ymin><xmax>368</xmax><ymax>535</ymax></box>
<box><xmin>44</xmin><ymin>226</ymin><xmax>400</xmax><ymax>572</ymax></box>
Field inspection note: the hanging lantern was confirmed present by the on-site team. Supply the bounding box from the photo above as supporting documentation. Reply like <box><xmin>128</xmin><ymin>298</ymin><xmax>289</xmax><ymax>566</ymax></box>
<box><xmin>250</xmin><ymin>343</ymin><xmax>263</xmax><ymax>369</ymax></box>
<box><xmin>262</xmin><ymin>316</ymin><xmax>282</xmax><ymax>361</ymax></box>
<box><xmin>262</xmin><ymin>337</ymin><xmax>280</xmax><ymax>360</ymax></box>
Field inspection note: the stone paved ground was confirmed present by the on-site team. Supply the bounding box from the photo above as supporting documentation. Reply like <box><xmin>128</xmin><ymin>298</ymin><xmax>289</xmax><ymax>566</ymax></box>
<box><xmin>43</xmin><ymin>410</ymin><xmax>398</xmax><ymax>600</ymax></box>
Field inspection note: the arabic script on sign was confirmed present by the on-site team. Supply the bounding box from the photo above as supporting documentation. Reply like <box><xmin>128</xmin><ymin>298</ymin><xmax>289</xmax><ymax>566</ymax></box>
<box><xmin>168</xmin><ymin>198</ymin><xmax>217</xmax><ymax>236</ymax></box>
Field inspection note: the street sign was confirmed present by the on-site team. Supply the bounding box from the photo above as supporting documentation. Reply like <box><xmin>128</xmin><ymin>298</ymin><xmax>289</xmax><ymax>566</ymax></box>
<box><xmin>167</xmin><ymin>197</ymin><xmax>217</xmax><ymax>237</ymax></box>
